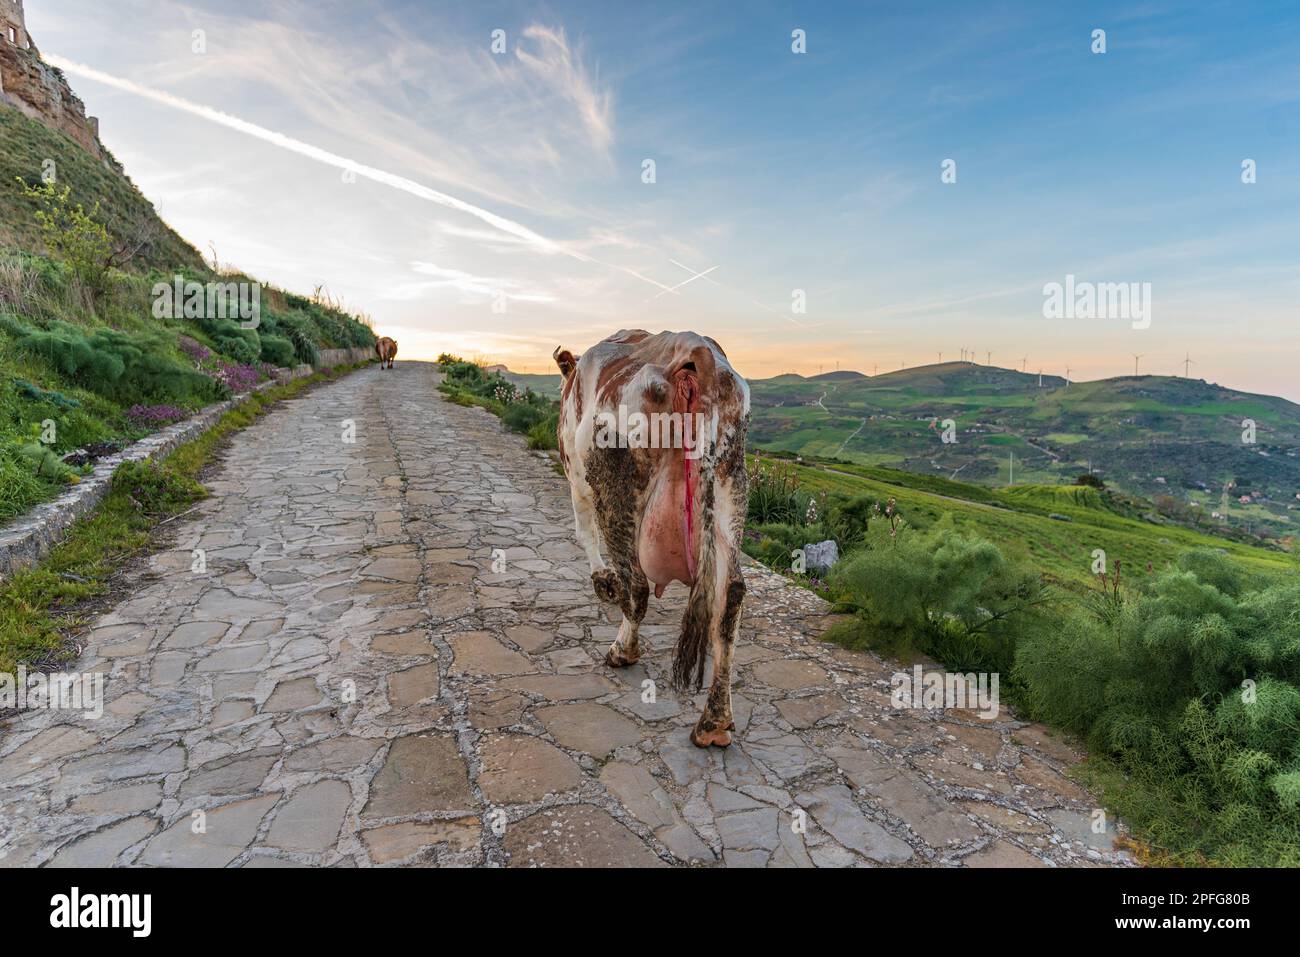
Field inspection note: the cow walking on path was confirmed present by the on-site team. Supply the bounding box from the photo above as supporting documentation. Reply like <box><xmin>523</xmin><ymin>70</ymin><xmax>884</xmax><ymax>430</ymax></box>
<box><xmin>554</xmin><ymin>330</ymin><xmax>750</xmax><ymax>747</ymax></box>
<box><xmin>376</xmin><ymin>336</ymin><xmax>398</xmax><ymax>369</ymax></box>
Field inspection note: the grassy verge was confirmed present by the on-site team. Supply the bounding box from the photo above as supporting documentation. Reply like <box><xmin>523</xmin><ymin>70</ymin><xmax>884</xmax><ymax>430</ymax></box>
<box><xmin>437</xmin><ymin>355</ymin><xmax>558</xmax><ymax>450</ymax></box>
<box><xmin>0</xmin><ymin>364</ymin><xmax>362</xmax><ymax>675</ymax></box>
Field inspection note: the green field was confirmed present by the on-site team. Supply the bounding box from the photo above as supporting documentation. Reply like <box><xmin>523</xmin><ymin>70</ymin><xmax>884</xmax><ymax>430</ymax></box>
<box><xmin>770</xmin><ymin>456</ymin><xmax>1295</xmax><ymax>587</ymax></box>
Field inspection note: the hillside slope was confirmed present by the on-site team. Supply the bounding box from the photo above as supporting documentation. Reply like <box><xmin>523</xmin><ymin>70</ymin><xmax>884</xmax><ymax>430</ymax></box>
<box><xmin>769</xmin><ymin>456</ymin><xmax>1295</xmax><ymax>586</ymax></box>
<box><xmin>0</xmin><ymin>97</ymin><xmax>374</xmax><ymax>522</ymax></box>
<box><xmin>0</xmin><ymin>105</ymin><xmax>204</xmax><ymax>271</ymax></box>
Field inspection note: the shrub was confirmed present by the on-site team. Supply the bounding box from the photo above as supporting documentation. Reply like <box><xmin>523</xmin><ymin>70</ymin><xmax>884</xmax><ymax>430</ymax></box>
<box><xmin>12</xmin><ymin>423</ymin><xmax>79</xmax><ymax>484</ymax></box>
<box><xmin>748</xmin><ymin>454</ymin><xmax>805</xmax><ymax>525</ymax></box>
<box><xmin>502</xmin><ymin>401</ymin><xmax>547</xmax><ymax>434</ymax></box>
<box><xmin>20</xmin><ymin>182</ymin><xmax>112</xmax><ymax>303</ymax></box>
<box><xmin>212</xmin><ymin>330</ymin><xmax>260</xmax><ymax>365</ymax></box>
<box><xmin>258</xmin><ymin>334</ymin><xmax>296</xmax><ymax>367</ymax></box>
<box><xmin>826</xmin><ymin>493</ymin><xmax>892</xmax><ymax>549</ymax></box>
<box><xmin>13</xmin><ymin>378</ymin><xmax>79</xmax><ymax>409</ymax></box>
<box><xmin>276</xmin><ymin>312</ymin><xmax>320</xmax><ymax>366</ymax></box>
<box><xmin>1014</xmin><ymin>549</ymin><xmax>1300</xmax><ymax>864</ymax></box>
<box><xmin>526</xmin><ymin>410</ymin><xmax>559</xmax><ymax>450</ymax></box>
<box><xmin>827</xmin><ymin>521</ymin><xmax>1050</xmax><ymax>669</ymax></box>
<box><xmin>3</xmin><ymin>316</ymin><xmax>225</xmax><ymax>406</ymax></box>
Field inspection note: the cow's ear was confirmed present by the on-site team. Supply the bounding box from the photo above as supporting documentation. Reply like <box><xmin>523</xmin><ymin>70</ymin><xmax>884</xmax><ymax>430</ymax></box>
<box><xmin>553</xmin><ymin>346</ymin><xmax>579</xmax><ymax>380</ymax></box>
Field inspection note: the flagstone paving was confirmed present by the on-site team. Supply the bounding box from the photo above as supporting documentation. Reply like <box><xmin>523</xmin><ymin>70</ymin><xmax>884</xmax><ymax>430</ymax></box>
<box><xmin>0</xmin><ymin>362</ymin><xmax>1135</xmax><ymax>868</ymax></box>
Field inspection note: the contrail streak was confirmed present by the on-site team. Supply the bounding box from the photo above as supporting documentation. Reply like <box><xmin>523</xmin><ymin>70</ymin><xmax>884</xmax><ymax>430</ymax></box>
<box><xmin>46</xmin><ymin>54</ymin><xmax>673</xmax><ymax>293</ymax></box>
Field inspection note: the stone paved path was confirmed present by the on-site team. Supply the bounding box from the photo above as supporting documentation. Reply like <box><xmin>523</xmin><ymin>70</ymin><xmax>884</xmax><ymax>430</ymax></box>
<box><xmin>0</xmin><ymin>362</ymin><xmax>1134</xmax><ymax>867</ymax></box>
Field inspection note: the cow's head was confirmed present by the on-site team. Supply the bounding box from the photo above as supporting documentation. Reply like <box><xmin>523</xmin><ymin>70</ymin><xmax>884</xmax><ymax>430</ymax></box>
<box><xmin>553</xmin><ymin>346</ymin><xmax>579</xmax><ymax>380</ymax></box>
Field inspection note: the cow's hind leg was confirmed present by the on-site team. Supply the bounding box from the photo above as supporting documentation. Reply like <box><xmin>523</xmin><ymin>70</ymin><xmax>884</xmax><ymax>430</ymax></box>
<box><xmin>605</xmin><ymin>567</ymin><xmax>649</xmax><ymax>667</ymax></box>
<box><xmin>691</xmin><ymin>552</ymin><xmax>745</xmax><ymax>748</ymax></box>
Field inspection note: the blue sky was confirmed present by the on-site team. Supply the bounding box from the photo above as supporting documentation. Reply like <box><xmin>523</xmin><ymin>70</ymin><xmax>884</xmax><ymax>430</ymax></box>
<box><xmin>27</xmin><ymin>0</ymin><xmax>1300</xmax><ymax>398</ymax></box>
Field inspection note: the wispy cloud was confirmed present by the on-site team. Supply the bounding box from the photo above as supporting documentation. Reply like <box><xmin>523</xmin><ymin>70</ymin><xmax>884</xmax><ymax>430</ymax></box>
<box><xmin>44</xmin><ymin>54</ymin><xmax>673</xmax><ymax>296</ymax></box>
<box><xmin>512</xmin><ymin>24</ymin><xmax>614</xmax><ymax>157</ymax></box>
<box><xmin>385</xmin><ymin>262</ymin><xmax>557</xmax><ymax>304</ymax></box>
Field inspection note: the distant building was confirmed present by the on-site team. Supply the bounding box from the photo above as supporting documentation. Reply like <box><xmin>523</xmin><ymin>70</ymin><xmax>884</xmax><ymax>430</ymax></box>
<box><xmin>1</xmin><ymin>0</ymin><xmax>29</xmax><ymax>49</ymax></box>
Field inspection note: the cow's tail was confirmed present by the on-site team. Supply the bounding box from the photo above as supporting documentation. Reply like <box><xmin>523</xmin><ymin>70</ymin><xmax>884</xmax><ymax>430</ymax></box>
<box><xmin>672</xmin><ymin>479</ymin><xmax>717</xmax><ymax>692</ymax></box>
<box><xmin>672</xmin><ymin>365</ymin><xmax>715</xmax><ymax>691</ymax></box>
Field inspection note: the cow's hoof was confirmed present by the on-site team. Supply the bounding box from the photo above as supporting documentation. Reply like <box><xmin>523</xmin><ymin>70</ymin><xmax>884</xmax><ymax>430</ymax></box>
<box><xmin>591</xmin><ymin>569</ymin><xmax>622</xmax><ymax>605</ymax></box>
<box><xmin>690</xmin><ymin>719</ymin><xmax>735</xmax><ymax>749</ymax></box>
<box><xmin>604</xmin><ymin>647</ymin><xmax>640</xmax><ymax>668</ymax></box>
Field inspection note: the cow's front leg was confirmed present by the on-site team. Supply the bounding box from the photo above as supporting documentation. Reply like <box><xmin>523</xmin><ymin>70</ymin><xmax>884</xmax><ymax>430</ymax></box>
<box><xmin>691</xmin><ymin>561</ymin><xmax>745</xmax><ymax>748</ymax></box>
<box><xmin>605</xmin><ymin>568</ymin><xmax>649</xmax><ymax>667</ymax></box>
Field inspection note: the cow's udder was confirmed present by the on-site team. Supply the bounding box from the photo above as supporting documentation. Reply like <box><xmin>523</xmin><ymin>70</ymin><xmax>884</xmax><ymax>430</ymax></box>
<box><xmin>639</xmin><ymin>466</ymin><xmax>694</xmax><ymax>590</ymax></box>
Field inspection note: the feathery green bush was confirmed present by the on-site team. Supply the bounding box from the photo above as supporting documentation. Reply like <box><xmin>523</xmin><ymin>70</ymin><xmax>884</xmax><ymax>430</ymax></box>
<box><xmin>1014</xmin><ymin>549</ymin><xmax>1300</xmax><ymax>864</ymax></box>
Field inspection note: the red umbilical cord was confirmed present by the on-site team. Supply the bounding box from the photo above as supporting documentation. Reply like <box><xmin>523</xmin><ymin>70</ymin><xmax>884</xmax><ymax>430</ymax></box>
<box><xmin>675</xmin><ymin>370</ymin><xmax>700</xmax><ymax>581</ymax></box>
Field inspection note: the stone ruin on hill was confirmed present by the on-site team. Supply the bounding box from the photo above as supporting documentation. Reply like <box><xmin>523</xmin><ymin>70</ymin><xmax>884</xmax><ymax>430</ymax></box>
<box><xmin>0</xmin><ymin>0</ymin><xmax>112</xmax><ymax>165</ymax></box>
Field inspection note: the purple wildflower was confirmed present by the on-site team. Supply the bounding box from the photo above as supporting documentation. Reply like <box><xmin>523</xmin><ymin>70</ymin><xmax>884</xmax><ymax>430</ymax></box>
<box><xmin>127</xmin><ymin>404</ymin><xmax>187</xmax><ymax>427</ymax></box>
<box><xmin>213</xmin><ymin>362</ymin><xmax>261</xmax><ymax>394</ymax></box>
<box><xmin>179</xmin><ymin>336</ymin><xmax>212</xmax><ymax>363</ymax></box>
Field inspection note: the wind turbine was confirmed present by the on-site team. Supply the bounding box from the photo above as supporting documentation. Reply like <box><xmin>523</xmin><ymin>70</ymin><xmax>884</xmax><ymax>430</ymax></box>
<box><xmin>986</xmin><ymin>351</ymin><xmax>992</xmax><ymax>365</ymax></box>
<box><xmin>1132</xmin><ymin>353</ymin><xmax>1144</xmax><ymax>376</ymax></box>
<box><xmin>1020</xmin><ymin>356</ymin><xmax>1028</xmax><ymax>373</ymax></box>
<box><xmin>1065</xmin><ymin>365</ymin><xmax>1072</xmax><ymax>387</ymax></box>
<box><xmin>1182</xmin><ymin>352</ymin><xmax>1195</xmax><ymax>378</ymax></box>
<box><xmin>938</xmin><ymin>351</ymin><xmax>944</xmax><ymax>364</ymax></box>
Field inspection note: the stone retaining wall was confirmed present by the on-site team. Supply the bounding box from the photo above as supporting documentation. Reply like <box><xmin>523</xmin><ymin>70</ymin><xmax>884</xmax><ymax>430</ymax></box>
<box><xmin>318</xmin><ymin>346</ymin><xmax>375</xmax><ymax>368</ymax></box>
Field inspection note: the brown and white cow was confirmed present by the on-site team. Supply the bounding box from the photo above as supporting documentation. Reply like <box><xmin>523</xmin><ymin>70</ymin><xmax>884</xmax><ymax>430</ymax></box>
<box><xmin>376</xmin><ymin>336</ymin><xmax>398</xmax><ymax>369</ymax></box>
<box><xmin>554</xmin><ymin>330</ymin><xmax>750</xmax><ymax>748</ymax></box>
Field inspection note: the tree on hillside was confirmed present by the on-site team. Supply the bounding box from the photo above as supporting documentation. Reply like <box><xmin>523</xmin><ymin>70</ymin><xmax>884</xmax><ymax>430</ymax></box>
<box><xmin>19</xmin><ymin>181</ymin><xmax>157</xmax><ymax>308</ymax></box>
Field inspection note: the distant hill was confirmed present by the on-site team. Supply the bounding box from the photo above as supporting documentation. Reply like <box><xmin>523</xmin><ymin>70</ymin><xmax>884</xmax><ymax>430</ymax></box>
<box><xmin>809</xmin><ymin>370</ymin><xmax>865</xmax><ymax>381</ymax></box>
<box><xmin>501</xmin><ymin>371</ymin><xmax>562</xmax><ymax>398</ymax></box>
<box><xmin>749</xmin><ymin>361</ymin><xmax>1300</xmax><ymax>544</ymax></box>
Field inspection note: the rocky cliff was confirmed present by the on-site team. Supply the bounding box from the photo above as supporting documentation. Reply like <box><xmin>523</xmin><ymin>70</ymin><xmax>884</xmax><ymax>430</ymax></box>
<box><xmin>0</xmin><ymin>21</ymin><xmax>109</xmax><ymax>164</ymax></box>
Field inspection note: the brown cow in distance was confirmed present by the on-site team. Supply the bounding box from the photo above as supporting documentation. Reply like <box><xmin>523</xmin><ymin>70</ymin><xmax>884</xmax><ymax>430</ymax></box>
<box><xmin>554</xmin><ymin>330</ymin><xmax>750</xmax><ymax>748</ymax></box>
<box><xmin>375</xmin><ymin>336</ymin><xmax>397</xmax><ymax>369</ymax></box>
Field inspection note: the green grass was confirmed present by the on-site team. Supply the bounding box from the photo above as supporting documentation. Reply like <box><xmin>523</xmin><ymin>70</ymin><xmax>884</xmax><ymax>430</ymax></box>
<box><xmin>0</xmin><ymin>106</ymin><xmax>204</xmax><ymax>271</ymax></box>
<box><xmin>0</xmin><ymin>365</ymin><xmax>358</xmax><ymax>675</ymax></box>
<box><xmin>770</xmin><ymin>456</ymin><xmax>1295</xmax><ymax>586</ymax></box>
